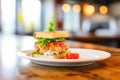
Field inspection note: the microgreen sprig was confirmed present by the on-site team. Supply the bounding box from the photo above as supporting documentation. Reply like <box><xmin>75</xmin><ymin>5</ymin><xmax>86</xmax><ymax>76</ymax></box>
<box><xmin>46</xmin><ymin>21</ymin><xmax>55</xmax><ymax>32</ymax></box>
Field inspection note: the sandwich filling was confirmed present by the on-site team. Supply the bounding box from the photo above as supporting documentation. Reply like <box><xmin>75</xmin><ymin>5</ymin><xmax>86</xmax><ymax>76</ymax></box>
<box><xmin>32</xmin><ymin>38</ymin><xmax>69</xmax><ymax>58</ymax></box>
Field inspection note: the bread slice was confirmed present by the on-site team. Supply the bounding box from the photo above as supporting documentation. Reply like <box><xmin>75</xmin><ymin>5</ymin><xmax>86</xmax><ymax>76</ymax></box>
<box><xmin>34</xmin><ymin>31</ymin><xmax>69</xmax><ymax>38</ymax></box>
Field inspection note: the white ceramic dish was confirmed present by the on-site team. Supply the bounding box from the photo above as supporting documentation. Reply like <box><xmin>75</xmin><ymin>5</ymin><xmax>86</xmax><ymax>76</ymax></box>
<box><xmin>18</xmin><ymin>48</ymin><xmax>111</xmax><ymax>66</ymax></box>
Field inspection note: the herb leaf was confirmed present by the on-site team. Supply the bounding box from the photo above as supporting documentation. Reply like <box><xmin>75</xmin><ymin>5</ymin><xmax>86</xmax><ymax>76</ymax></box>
<box><xmin>46</xmin><ymin>21</ymin><xmax>55</xmax><ymax>32</ymax></box>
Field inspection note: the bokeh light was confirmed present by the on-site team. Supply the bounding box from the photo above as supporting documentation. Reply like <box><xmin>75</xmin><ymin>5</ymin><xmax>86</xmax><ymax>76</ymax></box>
<box><xmin>99</xmin><ymin>5</ymin><xmax>108</xmax><ymax>14</ymax></box>
<box><xmin>73</xmin><ymin>4</ymin><xmax>81</xmax><ymax>13</ymax></box>
<box><xmin>83</xmin><ymin>4</ymin><xmax>95</xmax><ymax>16</ymax></box>
<box><xmin>62</xmin><ymin>4</ymin><xmax>70</xmax><ymax>12</ymax></box>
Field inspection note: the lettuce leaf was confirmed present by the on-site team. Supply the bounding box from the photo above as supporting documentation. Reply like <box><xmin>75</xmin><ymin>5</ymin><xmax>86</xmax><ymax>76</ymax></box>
<box><xmin>35</xmin><ymin>38</ymin><xmax>65</xmax><ymax>47</ymax></box>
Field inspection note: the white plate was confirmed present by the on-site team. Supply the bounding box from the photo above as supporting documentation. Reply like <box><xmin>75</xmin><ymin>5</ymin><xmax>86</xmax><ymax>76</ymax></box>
<box><xmin>18</xmin><ymin>48</ymin><xmax>111</xmax><ymax>66</ymax></box>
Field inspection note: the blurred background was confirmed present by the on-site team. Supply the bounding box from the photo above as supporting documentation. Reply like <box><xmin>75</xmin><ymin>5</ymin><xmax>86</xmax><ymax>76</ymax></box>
<box><xmin>0</xmin><ymin>0</ymin><xmax>120</xmax><ymax>47</ymax></box>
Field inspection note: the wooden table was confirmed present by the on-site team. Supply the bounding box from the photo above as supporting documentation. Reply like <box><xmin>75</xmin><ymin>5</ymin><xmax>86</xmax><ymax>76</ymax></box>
<box><xmin>0</xmin><ymin>35</ymin><xmax>120</xmax><ymax>80</ymax></box>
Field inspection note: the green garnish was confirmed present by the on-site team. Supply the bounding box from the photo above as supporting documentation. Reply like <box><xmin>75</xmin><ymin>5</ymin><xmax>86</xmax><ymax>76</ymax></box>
<box><xmin>46</xmin><ymin>21</ymin><xmax>55</xmax><ymax>32</ymax></box>
<box><xmin>31</xmin><ymin>51</ymin><xmax>43</xmax><ymax>55</ymax></box>
<box><xmin>41</xmin><ymin>38</ymin><xmax>51</xmax><ymax>47</ymax></box>
<box><xmin>35</xmin><ymin>38</ymin><xmax>65</xmax><ymax>47</ymax></box>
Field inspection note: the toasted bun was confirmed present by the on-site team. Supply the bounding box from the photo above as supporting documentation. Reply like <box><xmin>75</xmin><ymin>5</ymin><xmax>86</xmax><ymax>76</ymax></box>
<box><xmin>34</xmin><ymin>31</ymin><xmax>69</xmax><ymax>38</ymax></box>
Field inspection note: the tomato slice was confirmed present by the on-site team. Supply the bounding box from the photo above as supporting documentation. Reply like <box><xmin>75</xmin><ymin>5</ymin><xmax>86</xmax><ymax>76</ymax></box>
<box><xmin>66</xmin><ymin>53</ymin><xmax>79</xmax><ymax>59</ymax></box>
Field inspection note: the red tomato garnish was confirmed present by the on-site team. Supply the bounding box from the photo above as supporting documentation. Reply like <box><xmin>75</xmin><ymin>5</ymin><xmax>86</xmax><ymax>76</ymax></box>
<box><xmin>66</xmin><ymin>53</ymin><xmax>79</xmax><ymax>59</ymax></box>
<box><xmin>49</xmin><ymin>42</ymin><xmax>64</xmax><ymax>47</ymax></box>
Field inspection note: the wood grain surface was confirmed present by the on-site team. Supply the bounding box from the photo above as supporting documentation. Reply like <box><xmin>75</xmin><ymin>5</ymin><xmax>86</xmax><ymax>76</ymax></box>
<box><xmin>18</xmin><ymin>41</ymin><xmax>120</xmax><ymax>80</ymax></box>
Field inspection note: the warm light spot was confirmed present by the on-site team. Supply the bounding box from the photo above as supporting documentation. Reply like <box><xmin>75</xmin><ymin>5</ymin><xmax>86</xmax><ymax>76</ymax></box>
<box><xmin>73</xmin><ymin>4</ymin><xmax>81</xmax><ymax>13</ymax></box>
<box><xmin>83</xmin><ymin>4</ymin><xmax>95</xmax><ymax>16</ymax></box>
<box><xmin>99</xmin><ymin>5</ymin><xmax>108</xmax><ymax>14</ymax></box>
<box><xmin>62</xmin><ymin>4</ymin><xmax>70</xmax><ymax>12</ymax></box>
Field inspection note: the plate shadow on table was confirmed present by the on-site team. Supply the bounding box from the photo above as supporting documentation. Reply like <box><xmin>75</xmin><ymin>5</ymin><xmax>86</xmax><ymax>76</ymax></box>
<box><xmin>28</xmin><ymin>61</ymin><xmax>106</xmax><ymax>70</ymax></box>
